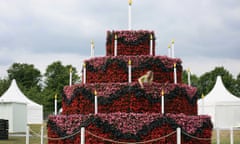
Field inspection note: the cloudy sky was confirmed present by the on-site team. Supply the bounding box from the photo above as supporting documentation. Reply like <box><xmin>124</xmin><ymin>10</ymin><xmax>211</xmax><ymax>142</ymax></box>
<box><xmin>0</xmin><ymin>0</ymin><xmax>240</xmax><ymax>78</ymax></box>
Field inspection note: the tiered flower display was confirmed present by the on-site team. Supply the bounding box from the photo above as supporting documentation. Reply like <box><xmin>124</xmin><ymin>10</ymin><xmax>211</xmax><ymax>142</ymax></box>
<box><xmin>47</xmin><ymin>30</ymin><xmax>213</xmax><ymax>144</ymax></box>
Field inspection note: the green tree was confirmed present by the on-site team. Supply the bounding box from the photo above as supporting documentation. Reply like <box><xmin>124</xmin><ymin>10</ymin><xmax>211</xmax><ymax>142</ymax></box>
<box><xmin>182</xmin><ymin>69</ymin><xmax>199</xmax><ymax>87</ymax></box>
<box><xmin>6</xmin><ymin>63</ymin><xmax>42</xmax><ymax>104</ymax></box>
<box><xmin>237</xmin><ymin>73</ymin><xmax>240</xmax><ymax>85</ymax></box>
<box><xmin>7</xmin><ymin>63</ymin><xmax>42</xmax><ymax>90</ymax></box>
<box><xmin>41</xmin><ymin>88</ymin><xmax>56</xmax><ymax>118</ymax></box>
<box><xmin>233</xmin><ymin>73</ymin><xmax>240</xmax><ymax>97</ymax></box>
<box><xmin>0</xmin><ymin>78</ymin><xmax>11</xmax><ymax>96</ymax></box>
<box><xmin>198</xmin><ymin>67</ymin><xmax>236</xmax><ymax>97</ymax></box>
<box><xmin>24</xmin><ymin>86</ymin><xmax>44</xmax><ymax>105</ymax></box>
<box><xmin>43</xmin><ymin>61</ymin><xmax>79</xmax><ymax>115</ymax></box>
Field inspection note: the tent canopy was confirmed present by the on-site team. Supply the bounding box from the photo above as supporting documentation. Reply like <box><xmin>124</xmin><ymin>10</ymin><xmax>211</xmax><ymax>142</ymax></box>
<box><xmin>0</xmin><ymin>79</ymin><xmax>41</xmax><ymax>107</ymax></box>
<box><xmin>0</xmin><ymin>79</ymin><xmax>43</xmax><ymax>124</ymax></box>
<box><xmin>200</xmin><ymin>76</ymin><xmax>240</xmax><ymax>104</ymax></box>
<box><xmin>198</xmin><ymin>76</ymin><xmax>240</xmax><ymax>128</ymax></box>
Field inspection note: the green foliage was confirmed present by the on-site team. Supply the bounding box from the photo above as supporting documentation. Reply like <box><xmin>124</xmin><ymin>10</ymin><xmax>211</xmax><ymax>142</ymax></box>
<box><xmin>182</xmin><ymin>70</ymin><xmax>199</xmax><ymax>88</ymax></box>
<box><xmin>0</xmin><ymin>78</ymin><xmax>11</xmax><ymax>96</ymax></box>
<box><xmin>41</xmin><ymin>88</ymin><xmax>57</xmax><ymax>117</ymax></box>
<box><xmin>1</xmin><ymin>61</ymin><xmax>80</xmax><ymax>118</ymax></box>
<box><xmin>198</xmin><ymin>67</ymin><xmax>236</xmax><ymax>96</ymax></box>
<box><xmin>43</xmin><ymin>61</ymin><xmax>80</xmax><ymax>116</ymax></box>
<box><xmin>7</xmin><ymin>63</ymin><xmax>42</xmax><ymax>90</ymax></box>
<box><xmin>6</xmin><ymin>63</ymin><xmax>43</xmax><ymax>105</ymax></box>
<box><xmin>233</xmin><ymin>73</ymin><xmax>240</xmax><ymax>97</ymax></box>
<box><xmin>183</xmin><ymin>67</ymin><xmax>240</xmax><ymax>98</ymax></box>
<box><xmin>44</xmin><ymin>61</ymin><xmax>68</xmax><ymax>91</ymax></box>
<box><xmin>24</xmin><ymin>86</ymin><xmax>44</xmax><ymax>105</ymax></box>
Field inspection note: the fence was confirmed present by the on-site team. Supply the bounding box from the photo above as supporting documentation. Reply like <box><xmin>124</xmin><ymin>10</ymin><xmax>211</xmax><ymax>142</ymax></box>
<box><xmin>213</xmin><ymin>127</ymin><xmax>240</xmax><ymax>144</ymax></box>
<box><xmin>24</xmin><ymin>125</ymin><xmax>237</xmax><ymax>144</ymax></box>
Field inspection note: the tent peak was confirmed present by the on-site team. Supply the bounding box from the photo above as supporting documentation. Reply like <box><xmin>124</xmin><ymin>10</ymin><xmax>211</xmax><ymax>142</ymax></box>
<box><xmin>0</xmin><ymin>79</ymin><xmax>42</xmax><ymax>107</ymax></box>
<box><xmin>201</xmin><ymin>75</ymin><xmax>240</xmax><ymax>102</ymax></box>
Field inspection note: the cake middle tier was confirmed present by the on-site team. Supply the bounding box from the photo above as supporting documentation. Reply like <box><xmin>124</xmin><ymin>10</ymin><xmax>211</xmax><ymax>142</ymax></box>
<box><xmin>62</xmin><ymin>82</ymin><xmax>198</xmax><ymax>115</ymax></box>
<box><xmin>83</xmin><ymin>55</ymin><xmax>182</xmax><ymax>83</ymax></box>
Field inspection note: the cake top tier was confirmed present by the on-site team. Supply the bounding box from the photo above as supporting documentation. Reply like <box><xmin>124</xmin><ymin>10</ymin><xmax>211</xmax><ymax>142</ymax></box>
<box><xmin>106</xmin><ymin>30</ymin><xmax>156</xmax><ymax>56</ymax></box>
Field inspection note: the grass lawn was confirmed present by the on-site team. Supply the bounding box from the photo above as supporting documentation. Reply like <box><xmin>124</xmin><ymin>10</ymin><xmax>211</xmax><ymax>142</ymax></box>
<box><xmin>211</xmin><ymin>129</ymin><xmax>240</xmax><ymax>144</ymax></box>
<box><xmin>0</xmin><ymin>124</ymin><xmax>48</xmax><ymax>144</ymax></box>
<box><xmin>0</xmin><ymin>125</ymin><xmax>239</xmax><ymax>144</ymax></box>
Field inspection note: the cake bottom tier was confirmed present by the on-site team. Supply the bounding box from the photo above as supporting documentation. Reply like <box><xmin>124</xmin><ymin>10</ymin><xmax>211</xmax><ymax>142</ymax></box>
<box><xmin>47</xmin><ymin>113</ymin><xmax>212</xmax><ymax>144</ymax></box>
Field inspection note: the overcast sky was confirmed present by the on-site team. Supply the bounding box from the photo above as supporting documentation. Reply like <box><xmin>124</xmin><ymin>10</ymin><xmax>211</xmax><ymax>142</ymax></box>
<box><xmin>0</xmin><ymin>0</ymin><xmax>240</xmax><ymax>78</ymax></box>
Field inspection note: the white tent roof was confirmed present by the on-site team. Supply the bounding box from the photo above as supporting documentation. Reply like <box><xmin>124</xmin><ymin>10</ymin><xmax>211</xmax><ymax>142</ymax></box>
<box><xmin>198</xmin><ymin>76</ymin><xmax>240</xmax><ymax>128</ymax></box>
<box><xmin>199</xmin><ymin>76</ymin><xmax>240</xmax><ymax>104</ymax></box>
<box><xmin>0</xmin><ymin>79</ymin><xmax>43</xmax><ymax>124</ymax></box>
<box><xmin>0</xmin><ymin>79</ymin><xmax>41</xmax><ymax>107</ymax></box>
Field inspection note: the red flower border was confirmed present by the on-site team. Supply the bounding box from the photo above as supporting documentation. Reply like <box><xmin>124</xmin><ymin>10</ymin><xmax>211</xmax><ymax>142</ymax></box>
<box><xmin>47</xmin><ymin>113</ymin><xmax>212</xmax><ymax>144</ymax></box>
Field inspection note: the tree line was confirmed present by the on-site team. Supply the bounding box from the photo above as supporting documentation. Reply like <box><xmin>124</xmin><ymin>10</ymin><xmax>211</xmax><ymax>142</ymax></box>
<box><xmin>0</xmin><ymin>61</ymin><xmax>80</xmax><ymax>118</ymax></box>
<box><xmin>0</xmin><ymin>62</ymin><xmax>240</xmax><ymax>118</ymax></box>
<box><xmin>182</xmin><ymin>67</ymin><xmax>240</xmax><ymax>98</ymax></box>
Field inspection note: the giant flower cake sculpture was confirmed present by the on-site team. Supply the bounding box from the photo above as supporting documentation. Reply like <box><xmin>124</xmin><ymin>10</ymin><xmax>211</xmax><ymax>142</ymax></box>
<box><xmin>47</xmin><ymin>1</ymin><xmax>212</xmax><ymax>144</ymax></box>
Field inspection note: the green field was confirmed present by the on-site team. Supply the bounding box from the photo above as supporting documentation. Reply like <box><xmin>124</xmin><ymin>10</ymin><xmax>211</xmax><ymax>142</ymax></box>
<box><xmin>0</xmin><ymin>125</ymin><xmax>239</xmax><ymax>144</ymax></box>
<box><xmin>211</xmin><ymin>129</ymin><xmax>240</xmax><ymax>144</ymax></box>
<box><xmin>0</xmin><ymin>124</ymin><xmax>48</xmax><ymax>144</ymax></box>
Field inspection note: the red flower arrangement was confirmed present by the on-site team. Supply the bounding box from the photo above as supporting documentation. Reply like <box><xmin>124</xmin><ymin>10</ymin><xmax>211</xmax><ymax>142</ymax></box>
<box><xmin>61</xmin><ymin>82</ymin><xmax>198</xmax><ymax>115</ymax></box>
<box><xmin>106</xmin><ymin>30</ymin><xmax>155</xmax><ymax>56</ymax></box>
<box><xmin>47</xmin><ymin>113</ymin><xmax>212</xmax><ymax>144</ymax></box>
<box><xmin>84</xmin><ymin>55</ymin><xmax>182</xmax><ymax>83</ymax></box>
<box><xmin>47</xmin><ymin>28</ymin><xmax>213</xmax><ymax>144</ymax></box>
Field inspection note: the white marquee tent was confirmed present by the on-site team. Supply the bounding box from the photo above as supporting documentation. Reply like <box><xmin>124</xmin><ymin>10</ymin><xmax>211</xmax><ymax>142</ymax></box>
<box><xmin>0</xmin><ymin>79</ymin><xmax>43</xmax><ymax>126</ymax></box>
<box><xmin>0</xmin><ymin>102</ymin><xmax>27</xmax><ymax>132</ymax></box>
<box><xmin>198</xmin><ymin>76</ymin><xmax>240</xmax><ymax>128</ymax></box>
